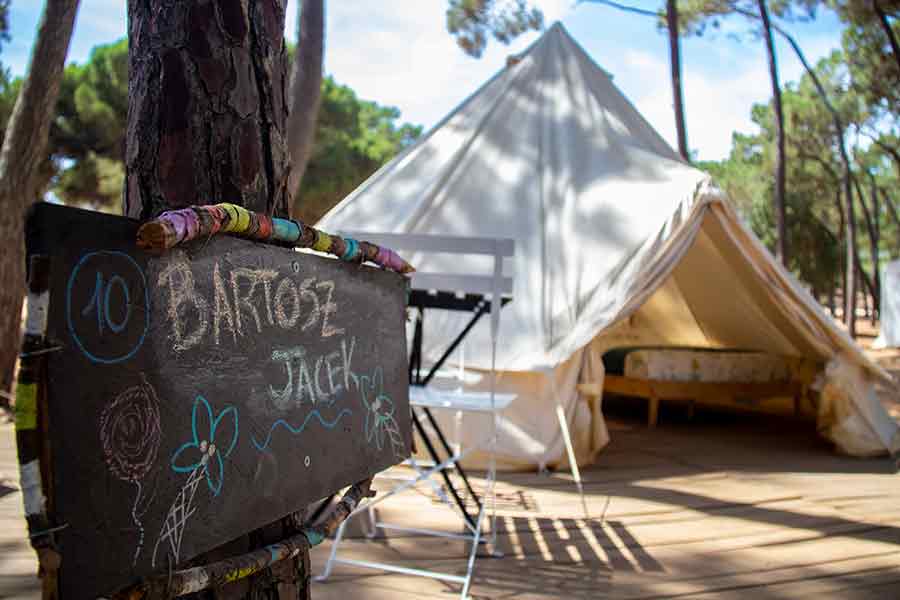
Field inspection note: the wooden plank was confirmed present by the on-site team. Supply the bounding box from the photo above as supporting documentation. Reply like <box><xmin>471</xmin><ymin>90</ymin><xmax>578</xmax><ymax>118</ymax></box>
<box><xmin>604</xmin><ymin>375</ymin><xmax>803</xmax><ymax>402</ymax></box>
<box><xmin>25</xmin><ymin>203</ymin><xmax>411</xmax><ymax>599</ymax></box>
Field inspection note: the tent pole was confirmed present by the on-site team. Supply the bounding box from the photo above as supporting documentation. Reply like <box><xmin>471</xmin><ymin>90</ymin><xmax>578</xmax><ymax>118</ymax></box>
<box><xmin>555</xmin><ymin>403</ymin><xmax>590</xmax><ymax>520</ymax></box>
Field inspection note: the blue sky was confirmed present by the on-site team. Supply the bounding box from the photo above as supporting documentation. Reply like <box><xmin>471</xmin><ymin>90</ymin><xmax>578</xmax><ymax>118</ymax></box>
<box><xmin>3</xmin><ymin>1</ymin><xmax>845</xmax><ymax>161</ymax></box>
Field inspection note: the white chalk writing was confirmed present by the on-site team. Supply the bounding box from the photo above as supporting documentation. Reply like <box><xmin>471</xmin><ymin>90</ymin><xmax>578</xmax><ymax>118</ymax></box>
<box><xmin>156</xmin><ymin>255</ymin><xmax>345</xmax><ymax>350</ymax></box>
<box><xmin>267</xmin><ymin>337</ymin><xmax>356</xmax><ymax>409</ymax></box>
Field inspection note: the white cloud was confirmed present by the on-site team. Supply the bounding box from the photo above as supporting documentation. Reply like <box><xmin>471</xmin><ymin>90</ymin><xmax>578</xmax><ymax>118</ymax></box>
<box><xmin>620</xmin><ymin>48</ymin><xmax>770</xmax><ymax>160</ymax></box>
<box><xmin>615</xmin><ymin>23</ymin><xmax>840</xmax><ymax>162</ymax></box>
<box><xmin>322</xmin><ymin>0</ymin><xmax>572</xmax><ymax>129</ymax></box>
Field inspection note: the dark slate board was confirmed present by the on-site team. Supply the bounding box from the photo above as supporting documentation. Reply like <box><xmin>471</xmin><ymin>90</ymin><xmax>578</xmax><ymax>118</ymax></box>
<box><xmin>26</xmin><ymin>203</ymin><xmax>411</xmax><ymax>599</ymax></box>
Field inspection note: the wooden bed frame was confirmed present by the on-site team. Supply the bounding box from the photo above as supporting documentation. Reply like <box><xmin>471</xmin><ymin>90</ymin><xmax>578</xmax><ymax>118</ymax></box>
<box><xmin>578</xmin><ymin>376</ymin><xmax>810</xmax><ymax>428</ymax></box>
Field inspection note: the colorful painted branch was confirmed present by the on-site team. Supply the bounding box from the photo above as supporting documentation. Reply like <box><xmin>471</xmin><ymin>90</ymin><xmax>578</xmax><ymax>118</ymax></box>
<box><xmin>117</xmin><ymin>479</ymin><xmax>374</xmax><ymax>599</ymax></box>
<box><xmin>302</xmin><ymin>477</ymin><xmax>375</xmax><ymax>546</ymax></box>
<box><xmin>136</xmin><ymin>203</ymin><xmax>414</xmax><ymax>274</ymax></box>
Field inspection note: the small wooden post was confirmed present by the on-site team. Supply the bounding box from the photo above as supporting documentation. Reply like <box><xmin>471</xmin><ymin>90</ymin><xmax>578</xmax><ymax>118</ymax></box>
<box><xmin>648</xmin><ymin>393</ymin><xmax>660</xmax><ymax>428</ymax></box>
<box><xmin>576</xmin><ymin>383</ymin><xmax>603</xmax><ymax>453</ymax></box>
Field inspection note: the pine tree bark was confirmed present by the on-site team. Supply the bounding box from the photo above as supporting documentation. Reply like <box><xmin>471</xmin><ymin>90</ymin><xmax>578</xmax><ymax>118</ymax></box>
<box><xmin>666</xmin><ymin>0</ymin><xmax>689</xmax><ymax>162</ymax></box>
<box><xmin>286</xmin><ymin>0</ymin><xmax>325</xmax><ymax>212</ymax></box>
<box><xmin>124</xmin><ymin>0</ymin><xmax>291</xmax><ymax>220</ymax></box>
<box><xmin>125</xmin><ymin>1</ymin><xmax>306</xmax><ymax>597</ymax></box>
<box><xmin>0</xmin><ymin>0</ymin><xmax>80</xmax><ymax>398</ymax></box>
<box><xmin>757</xmin><ymin>0</ymin><xmax>787</xmax><ymax>267</ymax></box>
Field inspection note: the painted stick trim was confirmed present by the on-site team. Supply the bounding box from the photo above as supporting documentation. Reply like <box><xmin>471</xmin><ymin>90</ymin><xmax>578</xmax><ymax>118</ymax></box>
<box><xmin>135</xmin><ymin>204</ymin><xmax>414</xmax><ymax>274</ymax></box>
<box><xmin>24</xmin><ymin>290</ymin><xmax>49</xmax><ymax>336</ymax></box>
<box><xmin>117</xmin><ymin>479</ymin><xmax>374</xmax><ymax>599</ymax></box>
<box><xmin>20</xmin><ymin>460</ymin><xmax>46</xmax><ymax>516</ymax></box>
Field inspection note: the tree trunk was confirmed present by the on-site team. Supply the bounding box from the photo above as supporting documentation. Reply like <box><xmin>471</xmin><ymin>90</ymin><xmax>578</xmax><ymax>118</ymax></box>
<box><xmin>125</xmin><ymin>2</ymin><xmax>306</xmax><ymax>597</ymax></box>
<box><xmin>0</xmin><ymin>0</ymin><xmax>80</xmax><ymax>398</ymax></box>
<box><xmin>854</xmin><ymin>173</ymin><xmax>880</xmax><ymax>317</ymax></box>
<box><xmin>838</xmin><ymin>174</ymin><xmax>858</xmax><ymax>336</ymax></box>
<box><xmin>828</xmin><ymin>280</ymin><xmax>836</xmax><ymax>317</ymax></box>
<box><xmin>871</xmin><ymin>176</ymin><xmax>881</xmax><ymax>324</ymax></box>
<box><xmin>124</xmin><ymin>0</ymin><xmax>291</xmax><ymax>220</ymax></box>
<box><xmin>666</xmin><ymin>0</ymin><xmax>689</xmax><ymax>162</ymax></box>
<box><xmin>861</xmin><ymin>269</ymin><xmax>870</xmax><ymax>319</ymax></box>
<box><xmin>882</xmin><ymin>188</ymin><xmax>900</xmax><ymax>234</ymax></box>
<box><xmin>286</xmin><ymin>0</ymin><xmax>325</xmax><ymax>213</ymax></box>
<box><xmin>757</xmin><ymin>0</ymin><xmax>787</xmax><ymax>267</ymax></box>
<box><xmin>873</xmin><ymin>0</ymin><xmax>900</xmax><ymax>75</ymax></box>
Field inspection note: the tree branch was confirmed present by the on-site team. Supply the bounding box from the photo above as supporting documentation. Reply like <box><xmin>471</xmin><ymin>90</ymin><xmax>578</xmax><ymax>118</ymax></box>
<box><xmin>873</xmin><ymin>0</ymin><xmax>900</xmax><ymax>75</ymax></box>
<box><xmin>286</xmin><ymin>0</ymin><xmax>325</xmax><ymax>214</ymax></box>
<box><xmin>864</xmin><ymin>133</ymin><xmax>900</xmax><ymax>178</ymax></box>
<box><xmin>0</xmin><ymin>0</ymin><xmax>80</xmax><ymax>206</ymax></box>
<box><xmin>575</xmin><ymin>0</ymin><xmax>659</xmax><ymax>18</ymax></box>
<box><xmin>0</xmin><ymin>0</ymin><xmax>81</xmax><ymax>390</ymax></box>
<box><xmin>882</xmin><ymin>188</ymin><xmax>900</xmax><ymax>232</ymax></box>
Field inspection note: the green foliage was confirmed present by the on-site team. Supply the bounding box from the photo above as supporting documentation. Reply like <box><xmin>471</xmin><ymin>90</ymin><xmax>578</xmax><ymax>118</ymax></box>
<box><xmin>0</xmin><ymin>37</ymin><xmax>420</xmax><ymax>216</ymax></box>
<box><xmin>832</xmin><ymin>0</ymin><xmax>900</xmax><ymax>120</ymax></box>
<box><xmin>677</xmin><ymin>0</ymin><xmax>817</xmax><ymax>37</ymax></box>
<box><xmin>446</xmin><ymin>0</ymin><xmax>544</xmax><ymax>58</ymax></box>
<box><xmin>50</xmin><ymin>39</ymin><xmax>129</xmax><ymax>209</ymax></box>
<box><xmin>703</xmin><ymin>42</ymin><xmax>900</xmax><ymax>298</ymax></box>
<box><xmin>0</xmin><ymin>0</ymin><xmax>10</xmax><ymax>54</ymax></box>
<box><xmin>54</xmin><ymin>39</ymin><xmax>128</xmax><ymax>161</ymax></box>
<box><xmin>294</xmin><ymin>76</ymin><xmax>422</xmax><ymax>223</ymax></box>
<box><xmin>55</xmin><ymin>152</ymin><xmax>125</xmax><ymax>210</ymax></box>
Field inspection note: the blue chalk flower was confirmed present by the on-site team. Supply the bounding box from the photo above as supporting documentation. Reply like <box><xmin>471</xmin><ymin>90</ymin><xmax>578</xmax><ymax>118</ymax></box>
<box><xmin>171</xmin><ymin>395</ymin><xmax>239</xmax><ymax>496</ymax></box>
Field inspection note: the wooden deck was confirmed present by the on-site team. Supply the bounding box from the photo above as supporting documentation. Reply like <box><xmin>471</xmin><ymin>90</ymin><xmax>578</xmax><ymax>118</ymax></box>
<box><xmin>3</xmin><ymin>407</ymin><xmax>898</xmax><ymax>599</ymax></box>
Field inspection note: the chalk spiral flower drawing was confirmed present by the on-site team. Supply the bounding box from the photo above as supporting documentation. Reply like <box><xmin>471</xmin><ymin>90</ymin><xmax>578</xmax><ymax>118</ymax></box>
<box><xmin>352</xmin><ymin>367</ymin><xmax>405</xmax><ymax>458</ymax></box>
<box><xmin>100</xmin><ymin>378</ymin><xmax>162</xmax><ymax>482</ymax></box>
<box><xmin>170</xmin><ymin>395</ymin><xmax>239</xmax><ymax>496</ymax></box>
<box><xmin>99</xmin><ymin>377</ymin><xmax>162</xmax><ymax>565</ymax></box>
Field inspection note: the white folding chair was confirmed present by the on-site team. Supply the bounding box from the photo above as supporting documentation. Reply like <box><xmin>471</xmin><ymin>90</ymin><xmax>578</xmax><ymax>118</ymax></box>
<box><xmin>315</xmin><ymin>233</ymin><xmax>514</xmax><ymax>599</ymax></box>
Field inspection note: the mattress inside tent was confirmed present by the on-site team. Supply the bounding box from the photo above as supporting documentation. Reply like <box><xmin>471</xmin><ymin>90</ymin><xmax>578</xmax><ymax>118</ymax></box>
<box><xmin>602</xmin><ymin>347</ymin><xmax>792</xmax><ymax>383</ymax></box>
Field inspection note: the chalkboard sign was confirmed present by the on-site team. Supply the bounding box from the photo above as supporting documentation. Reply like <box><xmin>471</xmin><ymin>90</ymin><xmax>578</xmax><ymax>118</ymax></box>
<box><xmin>26</xmin><ymin>203</ymin><xmax>411</xmax><ymax>598</ymax></box>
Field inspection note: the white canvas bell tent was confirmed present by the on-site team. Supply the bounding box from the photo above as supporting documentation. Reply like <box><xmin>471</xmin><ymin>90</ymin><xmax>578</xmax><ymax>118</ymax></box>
<box><xmin>874</xmin><ymin>259</ymin><xmax>900</xmax><ymax>349</ymax></box>
<box><xmin>318</xmin><ymin>23</ymin><xmax>900</xmax><ymax>469</ymax></box>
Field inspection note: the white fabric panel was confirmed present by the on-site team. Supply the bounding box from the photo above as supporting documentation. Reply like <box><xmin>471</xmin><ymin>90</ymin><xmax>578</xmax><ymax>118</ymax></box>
<box><xmin>413</xmin><ymin>347</ymin><xmax>606</xmax><ymax>471</ymax></box>
<box><xmin>874</xmin><ymin>260</ymin><xmax>900</xmax><ymax>348</ymax></box>
<box><xmin>320</xmin><ymin>23</ymin><xmax>899</xmax><ymax>464</ymax></box>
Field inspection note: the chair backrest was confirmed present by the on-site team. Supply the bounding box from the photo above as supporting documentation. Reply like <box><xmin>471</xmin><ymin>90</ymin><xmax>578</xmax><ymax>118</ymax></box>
<box><xmin>338</xmin><ymin>232</ymin><xmax>515</xmax><ymax>341</ymax></box>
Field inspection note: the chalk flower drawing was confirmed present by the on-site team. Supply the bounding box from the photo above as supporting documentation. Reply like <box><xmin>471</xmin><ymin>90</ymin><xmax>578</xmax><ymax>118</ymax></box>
<box><xmin>100</xmin><ymin>378</ymin><xmax>162</xmax><ymax>482</ymax></box>
<box><xmin>152</xmin><ymin>458</ymin><xmax>205</xmax><ymax>568</ymax></box>
<box><xmin>99</xmin><ymin>377</ymin><xmax>162</xmax><ymax>565</ymax></box>
<box><xmin>170</xmin><ymin>395</ymin><xmax>239</xmax><ymax>496</ymax></box>
<box><xmin>153</xmin><ymin>395</ymin><xmax>238</xmax><ymax>568</ymax></box>
<box><xmin>352</xmin><ymin>367</ymin><xmax>405</xmax><ymax>457</ymax></box>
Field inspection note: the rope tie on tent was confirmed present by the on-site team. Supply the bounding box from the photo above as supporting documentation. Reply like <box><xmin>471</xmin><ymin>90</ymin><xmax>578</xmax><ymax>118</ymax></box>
<box><xmin>136</xmin><ymin>203</ymin><xmax>415</xmax><ymax>274</ymax></box>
